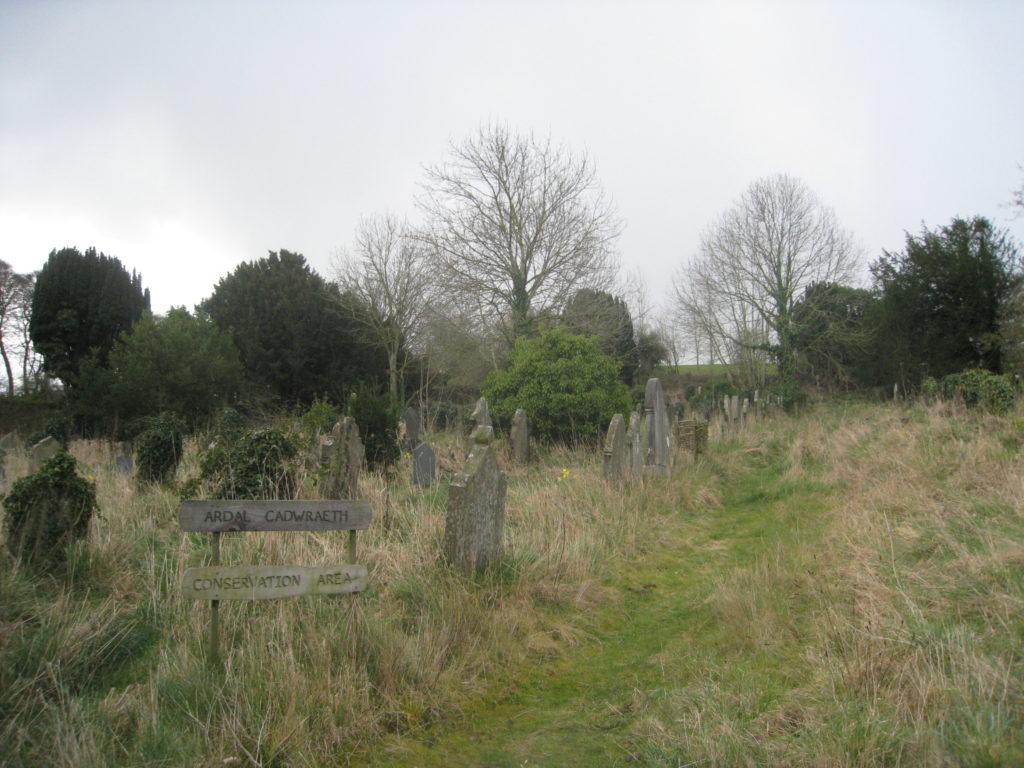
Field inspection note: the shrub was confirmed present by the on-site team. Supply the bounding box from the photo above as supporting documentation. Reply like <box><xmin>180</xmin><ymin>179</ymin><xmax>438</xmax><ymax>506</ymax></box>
<box><xmin>980</xmin><ymin>373</ymin><xmax>1015</xmax><ymax>414</ymax></box>
<box><xmin>482</xmin><ymin>328</ymin><xmax>630</xmax><ymax>444</ymax></box>
<box><xmin>347</xmin><ymin>388</ymin><xmax>400</xmax><ymax>469</ymax></box>
<box><xmin>135</xmin><ymin>414</ymin><xmax>185</xmax><ymax>483</ymax></box>
<box><xmin>940</xmin><ymin>369</ymin><xmax>1015</xmax><ymax>413</ymax></box>
<box><xmin>300</xmin><ymin>396</ymin><xmax>339</xmax><ymax>442</ymax></box>
<box><xmin>200</xmin><ymin>427</ymin><xmax>298</xmax><ymax>500</ymax></box>
<box><xmin>2</xmin><ymin>452</ymin><xmax>98</xmax><ymax>569</ymax></box>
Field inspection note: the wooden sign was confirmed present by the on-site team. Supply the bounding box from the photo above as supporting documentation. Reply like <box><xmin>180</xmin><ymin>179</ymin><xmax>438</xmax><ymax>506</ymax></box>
<box><xmin>183</xmin><ymin>564</ymin><xmax>367</xmax><ymax>600</ymax></box>
<box><xmin>179</xmin><ymin>500</ymin><xmax>372</xmax><ymax>533</ymax></box>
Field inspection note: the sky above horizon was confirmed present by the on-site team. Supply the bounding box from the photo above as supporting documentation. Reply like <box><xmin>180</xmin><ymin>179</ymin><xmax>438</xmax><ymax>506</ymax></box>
<box><xmin>2</xmin><ymin>1</ymin><xmax>1022</xmax><ymax>319</ymax></box>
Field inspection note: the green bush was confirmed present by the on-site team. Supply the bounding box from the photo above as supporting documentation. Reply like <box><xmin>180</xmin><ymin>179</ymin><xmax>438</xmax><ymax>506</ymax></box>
<box><xmin>940</xmin><ymin>369</ymin><xmax>1015</xmax><ymax>413</ymax></box>
<box><xmin>981</xmin><ymin>373</ymin><xmax>1016</xmax><ymax>414</ymax></box>
<box><xmin>482</xmin><ymin>328</ymin><xmax>630</xmax><ymax>444</ymax></box>
<box><xmin>300</xmin><ymin>396</ymin><xmax>339</xmax><ymax>442</ymax></box>
<box><xmin>2</xmin><ymin>452</ymin><xmax>98</xmax><ymax>569</ymax></box>
<box><xmin>200</xmin><ymin>427</ymin><xmax>298</xmax><ymax>500</ymax></box>
<box><xmin>135</xmin><ymin>414</ymin><xmax>185</xmax><ymax>483</ymax></box>
<box><xmin>347</xmin><ymin>388</ymin><xmax>399</xmax><ymax>469</ymax></box>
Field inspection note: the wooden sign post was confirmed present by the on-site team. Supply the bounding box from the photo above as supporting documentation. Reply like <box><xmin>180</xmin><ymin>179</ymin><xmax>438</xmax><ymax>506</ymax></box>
<box><xmin>179</xmin><ymin>500</ymin><xmax>372</xmax><ymax>666</ymax></box>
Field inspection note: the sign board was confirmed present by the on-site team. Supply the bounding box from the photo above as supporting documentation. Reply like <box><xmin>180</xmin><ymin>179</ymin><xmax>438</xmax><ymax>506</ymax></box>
<box><xmin>179</xmin><ymin>500</ymin><xmax>372</xmax><ymax>533</ymax></box>
<box><xmin>183</xmin><ymin>564</ymin><xmax>367</xmax><ymax>600</ymax></box>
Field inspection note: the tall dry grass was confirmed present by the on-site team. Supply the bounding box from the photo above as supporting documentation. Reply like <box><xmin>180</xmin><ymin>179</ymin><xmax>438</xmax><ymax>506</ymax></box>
<box><xmin>0</xmin><ymin>427</ymin><xmax>701</xmax><ymax>766</ymax></box>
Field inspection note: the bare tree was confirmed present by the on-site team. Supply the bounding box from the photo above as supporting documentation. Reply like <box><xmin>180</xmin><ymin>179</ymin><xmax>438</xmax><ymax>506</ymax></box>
<box><xmin>674</xmin><ymin>174</ymin><xmax>859</xmax><ymax>385</ymax></box>
<box><xmin>334</xmin><ymin>214</ymin><xmax>435</xmax><ymax>408</ymax></box>
<box><xmin>0</xmin><ymin>261</ymin><xmax>32</xmax><ymax>396</ymax></box>
<box><xmin>415</xmin><ymin>124</ymin><xmax>621</xmax><ymax>343</ymax></box>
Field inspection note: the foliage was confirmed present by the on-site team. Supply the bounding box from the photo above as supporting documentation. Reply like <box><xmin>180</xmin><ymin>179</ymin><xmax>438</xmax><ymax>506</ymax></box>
<box><xmin>201</xmin><ymin>250</ymin><xmax>387</xmax><ymax>405</ymax></box>
<box><xmin>29</xmin><ymin>247</ymin><xmax>149</xmax><ymax>388</ymax></box>
<box><xmin>561</xmin><ymin>288</ymin><xmax>638</xmax><ymax>384</ymax></box>
<box><xmin>791</xmin><ymin>282</ymin><xmax>877</xmax><ymax>389</ymax></box>
<box><xmin>108</xmin><ymin>309</ymin><xmax>244</xmax><ymax>428</ymax></box>
<box><xmin>2</xmin><ymin>451</ymin><xmax>98</xmax><ymax>569</ymax></box>
<box><xmin>940</xmin><ymin>368</ymin><xmax>1016</xmax><ymax>414</ymax></box>
<box><xmin>482</xmin><ymin>328</ymin><xmax>630</xmax><ymax>443</ymax></box>
<box><xmin>199</xmin><ymin>427</ymin><xmax>298</xmax><ymax>500</ymax></box>
<box><xmin>347</xmin><ymin>387</ymin><xmax>400</xmax><ymax>469</ymax></box>
<box><xmin>871</xmin><ymin>217</ymin><xmax>1021</xmax><ymax>384</ymax></box>
<box><xmin>135</xmin><ymin>413</ymin><xmax>185</xmax><ymax>483</ymax></box>
<box><xmin>299</xmin><ymin>396</ymin><xmax>340</xmax><ymax>442</ymax></box>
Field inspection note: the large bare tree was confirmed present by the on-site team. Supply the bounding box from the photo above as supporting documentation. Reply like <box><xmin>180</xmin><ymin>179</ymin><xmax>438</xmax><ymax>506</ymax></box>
<box><xmin>674</xmin><ymin>174</ymin><xmax>859</xmax><ymax>384</ymax></box>
<box><xmin>0</xmin><ymin>260</ymin><xmax>32</xmax><ymax>396</ymax></box>
<box><xmin>334</xmin><ymin>214</ymin><xmax>435</xmax><ymax>407</ymax></box>
<box><xmin>415</xmin><ymin>124</ymin><xmax>620</xmax><ymax>343</ymax></box>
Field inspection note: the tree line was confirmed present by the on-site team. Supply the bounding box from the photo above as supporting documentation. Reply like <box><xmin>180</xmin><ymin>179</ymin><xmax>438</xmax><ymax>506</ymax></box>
<box><xmin>4</xmin><ymin>124</ymin><xmax>1022</xmax><ymax>443</ymax></box>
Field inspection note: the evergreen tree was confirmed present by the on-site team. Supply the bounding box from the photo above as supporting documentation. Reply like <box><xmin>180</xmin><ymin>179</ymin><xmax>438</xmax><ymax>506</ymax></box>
<box><xmin>29</xmin><ymin>247</ymin><xmax>149</xmax><ymax>388</ymax></box>
<box><xmin>201</xmin><ymin>250</ymin><xmax>386</xmax><ymax>404</ymax></box>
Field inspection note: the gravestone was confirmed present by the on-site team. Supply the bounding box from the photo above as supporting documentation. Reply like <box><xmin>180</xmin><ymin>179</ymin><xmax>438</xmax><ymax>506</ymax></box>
<box><xmin>627</xmin><ymin>412</ymin><xmax>643</xmax><ymax>480</ymax></box>
<box><xmin>443</xmin><ymin>425</ymin><xmax>506</xmax><ymax>573</ymax></box>
<box><xmin>677</xmin><ymin>418</ymin><xmax>709</xmax><ymax>459</ymax></box>
<box><xmin>29</xmin><ymin>436</ymin><xmax>60</xmax><ymax>472</ymax></box>
<box><xmin>510</xmin><ymin>409</ymin><xmax>529</xmax><ymax>464</ymax></box>
<box><xmin>115</xmin><ymin>449</ymin><xmax>134</xmax><ymax>476</ymax></box>
<box><xmin>729</xmin><ymin>395</ymin><xmax>741</xmax><ymax>425</ymax></box>
<box><xmin>412</xmin><ymin>442</ymin><xmax>436</xmax><ymax>488</ymax></box>
<box><xmin>402</xmin><ymin>407</ymin><xmax>421</xmax><ymax>452</ymax></box>
<box><xmin>602</xmin><ymin>414</ymin><xmax>627</xmax><ymax>487</ymax></box>
<box><xmin>471</xmin><ymin>397</ymin><xmax>491</xmax><ymax>429</ymax></box>
<box><xmin>742</xmin><ymin>397</ymin><xmax>749</xmax><ymax>427</ymax></box>
<box><xmin>643</xmin><ymin>378</ymin><xmax>672</xmax><ymax>476</ymax></box>
<box><xmin>320</xmin><ymin>418</ymin><xmax>365</xmax><ymax>499</ymax></box>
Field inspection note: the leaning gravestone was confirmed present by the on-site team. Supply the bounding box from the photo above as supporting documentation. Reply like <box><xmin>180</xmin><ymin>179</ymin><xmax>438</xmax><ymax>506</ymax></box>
<box><xmin>627</xmin><ymin>412</ymin><xmax>643</xmax><ymax>480</ymax></box>
<box><xmin>320</xmin><ymin>418</ymin><xmax>365</xmax><ymax>499</ymax></box>
<box><xmin>28</xmin><ymin>436</ymin><xmax>61</xmax><ymax>473</ymax></box>
<box><xmin>402</xmin><ymin>407</ymin><xmax>421</xmax><ymax>452</ymax></box>
<box><xmin>412</xmin><ymin>442</ymin><xmax>436</xmax><ymax>488</ymax></box>
<box><xmin>444</xmin><ymin>424</ymin><xmax>507</xmax><ymax>573</ymax></box>
<box><xmin>603</xmin><ymin>414</ymin><xmax>627</xmax><ymax>487</ymax></box>
<box><xmin>643</xmin><ymin>378</ymin><xmax>672</xmax><ymax>477</ymax></box>
<box><xmin>510</xmin><ymin>409</ymin><xmax>529</xmax><ymax>464</ymax></box>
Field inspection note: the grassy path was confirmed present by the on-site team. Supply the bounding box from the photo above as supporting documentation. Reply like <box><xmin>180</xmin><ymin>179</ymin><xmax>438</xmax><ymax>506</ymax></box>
<box><xmin>357</xmin><ymin>442</ymin><xmax>832</xmax><ymax>766</ymax></box>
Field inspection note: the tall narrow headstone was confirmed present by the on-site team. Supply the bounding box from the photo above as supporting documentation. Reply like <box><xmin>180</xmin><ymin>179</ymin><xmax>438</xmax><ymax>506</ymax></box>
<box><xmin>401</xmin><ymin>407</ymin><xmax>421</xmax><ymax>452</ymax></box>
<box><xmin>471</xmin><ymin>397</ymin><xmax>491</xmax><ymax>429</ymax></box>
<box><xmin>443</xmin><ymin>426</ymin><xmax>507</xmax><ymax>573</ymax></box>
<box><xmin>412</xmin><ymin>442</ymin><xmax>436</xmax><ymax>488</ymax></box>
<box><xmin>320</xmin><ymin>417</ymin><xmax>365</xmax><ymax>499</ymax></box>
<box><xmin>510</xmin><ymin>409</ymin><xmax>529</xmax><ymax>464</ymax></box>
<box><xmin>115</xmin><ymin>443</ymin><xmax>134</xmax><ymax>476</ymax></box>
<box><xmin>643</xmin><ymin>378</ymin><xmax>672</xmax><ymax>476</ymax></box>
<box><xmin>628</xmin><ymin>412</ymin><xmax>645</xmax><ymax>479</ymax></box>
<box><xmin>603</xmin><ymin>414</ymin><xmax>627</xmax><ymax>487</ymax></box>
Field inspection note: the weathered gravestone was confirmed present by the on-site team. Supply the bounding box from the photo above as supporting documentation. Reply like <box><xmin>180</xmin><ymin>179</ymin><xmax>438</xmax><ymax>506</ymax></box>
<box><xmin>627</xmin><ymin>412</ymin><xmax>643</xmax><ymax>480</ymax></box>
<box><xmin>29</xmin><ymin>436</ymin><xmax>60</xmax><ymax>472</ymax></box>
<box><xmin>401</xmin><ymin>407</ymin><xmax>421</xmax><ymax>452</ymax></box>
<box><xmin>320</xmin><ymin>418</ymin><xmax>365</xmax><ymax>499</ymax></box>
<box><xmin>114</xmin><ymin>442</ymin><xmax>134</xmax><ymax>475</ymax></box>
<box><xmin>471</xmin><ymin>396</ymin><xmax>491</xmax><ymax>429</ymax></box>
<box><xmin>412</xmin><ymin>442</ymin><xmax>436</xmax><ymax>488</ymax></box>
<box><xmin>444</xmin><ymin>425</ymin><xmax>506</xmax><ymax>573</ymax></box>
<box><xmin>676</xmin><ymin>418</ymin><xmax>709</xmax><ymax>460</ymax></box>
<box><xmin>643</xmin><ymin>378</ymin><xmax>672</xmax><ymax>476</ymax></box>
<box><xmin>510</xmin><ymin>409</ymin><xmax>529</xmax><ymax>464</ymax></box>
<box><xmin>602</xmin><ymin>414</ymin><xmax>627</xmax><ymax>487</ymax></box>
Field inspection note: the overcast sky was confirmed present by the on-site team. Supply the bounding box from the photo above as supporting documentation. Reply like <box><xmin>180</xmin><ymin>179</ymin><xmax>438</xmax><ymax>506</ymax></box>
<box><xmin>2</xmin><ymin>1</ymin><xmax>1022</xmax><ymax>317</ymax></box>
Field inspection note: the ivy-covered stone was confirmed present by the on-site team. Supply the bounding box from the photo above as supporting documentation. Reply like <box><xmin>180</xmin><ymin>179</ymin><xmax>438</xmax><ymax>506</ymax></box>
<box><xmin>2</xmin><ymin>451</ymin><xmax>98</xmax><ymax>569</ymax></box>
